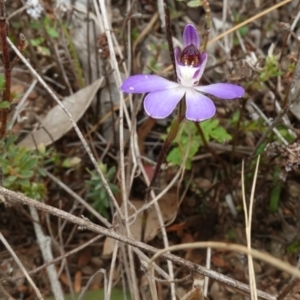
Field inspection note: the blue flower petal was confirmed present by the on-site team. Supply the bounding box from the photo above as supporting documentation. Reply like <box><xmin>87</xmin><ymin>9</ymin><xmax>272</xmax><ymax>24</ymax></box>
<box><xmin>121</xmin><ymin>75</ymin><xmax>179</xmax><ymax>93</ymax></box>
<box><xmin>195</xmin><ymin>83</ymin><xmax>245</xmax><ymax>99</ymax></box>
<box><xmin>183</xmin><ymin>24</ymin><xmax>200</xmax><ymax>49</ymax></box>
<box><xmin>144</xmin><ymin>87</ymin><xmax>185</xmax><ymax>119</ymax></box>
<box><xmin>185</xmin><ymin>89</ymin><xmax>216</xmax><ymax>122</ymax></box>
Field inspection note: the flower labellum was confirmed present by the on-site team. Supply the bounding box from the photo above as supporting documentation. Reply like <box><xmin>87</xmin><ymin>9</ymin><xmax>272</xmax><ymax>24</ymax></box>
<box><xmin>121</xmin><ymin>24</ymin><xmax>245</xmax><ymax>122</ymax></box>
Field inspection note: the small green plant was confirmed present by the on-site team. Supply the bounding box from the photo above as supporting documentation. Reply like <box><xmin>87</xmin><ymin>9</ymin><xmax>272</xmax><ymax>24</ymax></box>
<box><xmin>164</xmin><ymin>119</ymin><xmax>232</xmax><ymax>170</ymax></box>
<box><xmin>226</xmin><ymin>229</ymin><xmax>236</xmax><ymax>242</ymax></box>
<box><xmin>11</xmin><ymin>16</ymin><xmax>59</xmax><ymax>56</ymax></box>
<box><xmin>177</xmin><ymin>0</ymin><xmax>202</xmax><ymax>7</ymax></box>
<box><xmin>0</xmin><ymin>136</ymin><xmax>52</xmax><ymax>200</ymax></box>
<box><xmin>230</xmin><ymin>111</ymin><xmax>295</xmax><ymax>146</ymax></box>
<box><xmin>85</xmin><ymin>163</ymin><xmax>119</xmax><ymax>218</ymax></box>
<box><xmin>0</xmin><ymin>74</ymin><xmax>4</xmax><ymax>91</ymax></box>
<box><xmin>0</xmin><ymin>74</ymin><xmax>9</xmax><ymax>108</ymax></box>
<box><xmin>259</xmin><ymin>49</ymin><xmax>283</xmax><ymax>82</ymax></box>
<box><xmin>287</xmin><ymin>241</ymin><xmax>300</xmax><ymax>254</ymax></box>
<box><xmin>269</xmin><ymin>165</ymin><xmax>282</xmax><ymax>213</ymax></box>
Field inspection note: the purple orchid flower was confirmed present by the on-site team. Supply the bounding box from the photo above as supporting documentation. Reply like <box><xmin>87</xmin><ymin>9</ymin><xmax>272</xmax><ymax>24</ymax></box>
<box><xmin>121</xmin><ymin>24</ymin><xmax>245</xmax><ymax>122</ymax></box>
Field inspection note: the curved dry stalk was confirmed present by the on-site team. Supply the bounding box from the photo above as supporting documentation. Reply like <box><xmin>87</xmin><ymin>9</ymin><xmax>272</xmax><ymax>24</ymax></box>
<box><xmin>149</xmin><ymin>241</ymin><xmax>300</xmax><ymax>282</ymax></box>
<box><xmin>78</xmin><ymin>269</ymin><xmax>107</xmax><ymax>300</ymax></box>
<box><xmin>242</xmin><ymin>157</ymin><xmax>260</xmax><ymax>300</ymax></box>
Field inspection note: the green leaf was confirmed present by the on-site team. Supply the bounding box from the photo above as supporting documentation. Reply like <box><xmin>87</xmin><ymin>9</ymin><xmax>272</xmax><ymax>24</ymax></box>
<box><xmin>47</xmin><ymin>27</ymin><xmax>59</xmax><ymax>38</ymax></box>
<box><xmin>17</xmin><ymin>178</ymin><xmax>31</xmax><ymax>187</ymax></box>
<box><xmin>287</xmin><ymin>241</ymin><xmax>300</xmax><ymax>254</ymax></box>
<box><xmin>20</xmin><ymin>169</ymin><xmax>34</xmax><ymax>178</ymax></box>
<box><xmin>238</xmin><ymin>26</ymin><xmax>249</xmax><ymax>37</ymax></box>
<box><xmin>269</xmin><ymin>166</ymin><xmax>281</xmax><ymax>213</ymax></box>
<box><xmin>43</xmin><ymin>16</ymin><xmax>50</xmax><ymax>26</ymax></box>
<box><xmin>38</xmin><ymin>168</ymin><xmax>47</xmax><ymax>177</ymax></box>
<box><xmin>45</xmin><ymin>288</ymin><xmax>131</xmax><ymax>300</ymax></box>
<box><xmin>256</xmin><ymin>142</ymin><xmax>267</xmax><ymax>155</ymax></box>
<box><xmin>7</xmin><ymin>175</ymin><xmax>17</xmax><ymax>182</ymax></box>
<box><xmin>187</xmin><ymin>0</ymin><xmax>202</xmax><ymax>7</ymax></box>
<box><xmin>37</xmin><ymin>143</ymin><xmax>46</xmax><ymax>155</ymax></box>
<box><xmin>226</xmin><ymin>229</ymin><xmax>236</xmax><ymax>241</ymax></box>
<box><xmin>0</xmin><ymin>101</ymin><xmax>10</xmax><ymax>109</ymax></box>
<box><xmin>37</xmin><ymin>46</ymin><xmax>51</xmax><ymax>56</ymax></box>
<box><xmin>22</xmin><ymin>158</ymin><xmax>38</xmax><ymax>170</ymax></box>
<box><xmin>30</xmin><ymin>37</ymin><xmax>45</xmax><ymax>47</ymax></box>
<box><xmin>11</xmin><ymin>21</ymin><xmax>21</xmax><ymax>29</ymax></box>
<box><xmin>167</xmin><ymin>139</ymin><xmax>199</xmax><ymax>170</ymax></box>
<box><xmin>30</xmin><ymin>20</ymin><xmax>40</xmax><ymax>30</ymax></box>
<box><xmin>0</xmin><ymin>75</ymin><xmax>5</xmax><ymax>92</ymax></box>
<box><xmin>210</xmin><ymin>127</ymin><xmax>232</xmax><ymax>142</ymax></box>
<box><xmin>165</xmin><ymin>119</ymin><xmax>233</xmax><ymax>170</ymax></box>
<box><xmin>62</xmin><ymin>157</ymin><xmax>81</xmax><ymax>168</ymax></box>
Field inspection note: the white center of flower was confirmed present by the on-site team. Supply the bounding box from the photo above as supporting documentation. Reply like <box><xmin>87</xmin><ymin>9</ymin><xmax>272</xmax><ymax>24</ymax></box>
<box><xmin>178</xmin><ymin>65</ymin><xmax>198</xmax><ymax>87</ymax></box>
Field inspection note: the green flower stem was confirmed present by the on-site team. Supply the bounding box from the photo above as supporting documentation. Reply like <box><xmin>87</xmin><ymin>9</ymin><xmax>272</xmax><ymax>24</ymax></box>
<box><xmin>147</xmin><ymin>115</ymin><xmax>184</xmax><ymax>194</ymax></box>
<box><xmin>179</xmin><ymin>95</ymin><xmax>186</xmax><ymax>117</ymax></box>
<box><xmin>142</xmin><ymin>114</ymin><xmax>183</xmax><ymax>242</ymax></box>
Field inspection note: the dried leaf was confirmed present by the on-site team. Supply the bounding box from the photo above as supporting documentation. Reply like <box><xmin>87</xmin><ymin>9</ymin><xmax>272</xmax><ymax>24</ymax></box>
<box><xmin>103</xmin><ymin>193</ymin><xmax>178</xmax><ymax>256</ymax></box>
<box><xmin>18</xmin><ymin>78</ymin><xmax>104</xmax><ymax>149</ymax></box>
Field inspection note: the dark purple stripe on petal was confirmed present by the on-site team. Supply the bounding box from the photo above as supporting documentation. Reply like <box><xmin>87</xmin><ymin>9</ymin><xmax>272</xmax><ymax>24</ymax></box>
<box><xmin>195</xmin><ymin>83</ymin><xmax>245</xmax><ymax>99</ymax></box>
<box><xmin>183</xmin><ymin>24</ymin><xmax>200</xmax><ymax>49</ymax></box>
